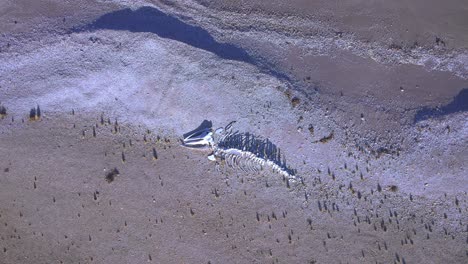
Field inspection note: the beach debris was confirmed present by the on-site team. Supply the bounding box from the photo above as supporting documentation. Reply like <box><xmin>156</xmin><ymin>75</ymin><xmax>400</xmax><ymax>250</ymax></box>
<box><xmin>313</xmin><ymin>131</ymin><xmax>334</xmax><ymax>143</ymax></box>
<box><xmin>105</xmin><ymin>168</ymin><xmax>120</xmax><ymax>183</ymax></box>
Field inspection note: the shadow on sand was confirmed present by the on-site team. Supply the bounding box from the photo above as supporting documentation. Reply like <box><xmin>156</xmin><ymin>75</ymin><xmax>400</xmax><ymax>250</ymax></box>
<box><xmin>77</xmin><ymin>6</ymin><xmax>252</xmax><ymax>62</ymax></box>
<box><xmin>75</xmin><ymin>6</ymin><xmax>291</xmax><ymax>81</ymax></box>
<box><xmin>414</xmin><ymin>88</ymin><xmax>468</xmax><ymax>122</ymax></box>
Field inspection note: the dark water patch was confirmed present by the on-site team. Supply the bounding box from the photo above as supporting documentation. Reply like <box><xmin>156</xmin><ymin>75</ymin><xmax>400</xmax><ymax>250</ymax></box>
<box><xmin>414</xmin><ymin>88</ymin><xmax>468</xmax><ymax>123</ymax></box>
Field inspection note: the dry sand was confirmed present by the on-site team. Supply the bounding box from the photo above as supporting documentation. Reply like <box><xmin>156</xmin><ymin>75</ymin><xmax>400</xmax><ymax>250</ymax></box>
<box><xmin>0</xmin><ymin>0</ymin><xmax>467</xmax><ymax>263</ymax></box>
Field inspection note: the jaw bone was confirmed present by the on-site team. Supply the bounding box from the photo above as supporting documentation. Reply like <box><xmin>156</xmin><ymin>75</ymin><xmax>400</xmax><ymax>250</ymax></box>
<box><xmin>182</xmin><ymin>127</ymin><xmax>214</xmax><ymax>149</ymax></box>
<box><xmin>182</xmin><ymin>120</ymin><xmax>233</xmax><ymax>150</ymax></box>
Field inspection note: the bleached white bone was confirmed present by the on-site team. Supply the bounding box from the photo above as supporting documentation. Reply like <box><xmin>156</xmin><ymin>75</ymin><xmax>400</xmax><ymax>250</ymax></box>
<box><xmin>182</xmin><ymin>122</ymin><xmax>297</xmax><ymax>181</ymax></box>
<box><xmin>182</xmin><ymin>128</ymin><xmax>213</xmax><ymax>147</ymax></box>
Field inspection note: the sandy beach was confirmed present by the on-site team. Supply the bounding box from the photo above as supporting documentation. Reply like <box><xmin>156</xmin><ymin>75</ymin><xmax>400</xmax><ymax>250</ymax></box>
<box><xmin>1</xmin><ymin>1</ymin><xmax>467</xmax><ymax>263</ymax></box>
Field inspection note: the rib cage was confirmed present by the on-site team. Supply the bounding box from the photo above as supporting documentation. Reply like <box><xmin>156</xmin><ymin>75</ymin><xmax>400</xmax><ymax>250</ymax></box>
<box><xmin>214</xmin><ymin>131</ymin><xmax>297</xmax><ymax>180</ymax></box>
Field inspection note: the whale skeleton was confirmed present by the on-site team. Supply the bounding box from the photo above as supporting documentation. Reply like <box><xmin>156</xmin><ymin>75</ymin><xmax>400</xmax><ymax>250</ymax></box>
<box><xmin>182</xmin><ymin>121</ymin><xmax>298</xmax><ymax>181</ymax></box>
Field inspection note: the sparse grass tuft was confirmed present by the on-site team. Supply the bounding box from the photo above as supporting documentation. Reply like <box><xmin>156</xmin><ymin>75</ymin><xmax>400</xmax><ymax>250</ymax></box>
<box><xmin>0</xmin><ymin>104</ymin><xmax>7</xmax><ymax>118</ymax></box>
